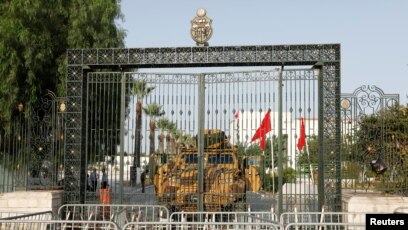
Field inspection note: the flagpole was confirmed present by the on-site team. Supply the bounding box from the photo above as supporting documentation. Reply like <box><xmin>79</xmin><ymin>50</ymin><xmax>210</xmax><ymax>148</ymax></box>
<box><xmin>250</xmin><ymin>110</ymin><xmax>272</xmax><ymax>195</ymax></box>
<box><xmin>236</xmin><ymin>115</ymin><xmax>239</xmax><ymax>144</ymax></box>
<box><xmin>297</xmin><ymin>117</ymin><xmax>313</xmax><ymax>187</ymax></box>
<box><xmin>305</xmin><ymin>137</ymin><xmax>314</xmax><ymax>185</ymax></box>
<box><xmin>262</xmin><ymin>149</ymin><xmax>265</xmax><ymax>190</ymax></box>
<box><xmin>233</xmin><ymin>111</ymin><xmax>239</xmax><ymax>145</ymax></box>
<box><xmin>271</xmin><ymin>134</ymin><xmax>275</xmax><ymax>195</ymax></box>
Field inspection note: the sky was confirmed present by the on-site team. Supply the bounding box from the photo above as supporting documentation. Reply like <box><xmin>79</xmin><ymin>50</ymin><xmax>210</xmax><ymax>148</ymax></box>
<box><xmin>120</xmin><ymin>0</ymin><xmax>408</xmax><ymax>105</ymax></box>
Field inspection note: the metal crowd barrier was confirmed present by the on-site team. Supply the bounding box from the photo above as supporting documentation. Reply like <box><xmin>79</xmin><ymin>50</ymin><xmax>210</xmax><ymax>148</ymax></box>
<box><xmin>0</xmin><ymin>210</ymin><xmax>54</xmax><ymax>220</ymax></box>
<box><xmin>284</xmin><ymin>222</ymin><xmax>365</xmax><ymax>230</ymax></box>
<box><xmin>280</xmin><ymin>211</ymin><xmax>366</xmax><ymax>230</ymax></box>
<box><xmin>0</xmin><ymin>219</ymin><xmax>119</xmax><ymax>230</ymax></box>
<box><xmin>170</xmin><ymin>211</ymin><xmax>279</xmax><ymax>223</ymax></box>
<box><xmin>0</xmin><ymin>208</ymin><xmax>379</xmax><ymax>230</ymax></box>
<box><xmin>58</xmin><ymin>204</ymin><xmax>169</xmax><ymax>227</ymax></box>
<box><xmin>123</xmin><ymin>221</ymin><xmax>280</xmax><ymax>230</ymax></box>
<box><xmin>0</xmin><ymin>211</ymin><xmax>56</xmax><ymax>230</ymax></box>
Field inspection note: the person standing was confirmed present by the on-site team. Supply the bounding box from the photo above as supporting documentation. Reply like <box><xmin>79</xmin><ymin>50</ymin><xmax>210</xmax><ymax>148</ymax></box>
<box><xmin>90</xmin><ymin>168</ymin><xmax>98</xmax><ymax>192</ymax></box>
<box><xmin>86</xmin><ymin>174</ymin><xmax>92</xmax><ymax>191</ymax></box>
<box><xmin>141</xmin><ymin>169</ymin><xmax>148</xmax><ymax>193</ymax></box>
<box><xmin>101</xmin><ymin>168</ymin><xmax>108</xmax><ymax>189</ymax></box>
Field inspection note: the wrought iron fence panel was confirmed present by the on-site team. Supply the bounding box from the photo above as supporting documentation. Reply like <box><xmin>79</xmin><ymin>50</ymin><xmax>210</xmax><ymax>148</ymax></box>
<box><xmin>28</xmin><ymin>91</ymin><xmax>66</xmax><ymax>190</ymax></box>
<box><xmin>0</xmin><ymin>109</ymin><xmax>29</xmax><ymax>193</ymax></box>
<box><xmin>0</xmin><ymin>90</ymin><xmax>66</xmax><ymax>192</ymax></box>
<box><xmin>340</xmin><ymin>85</ymin><xmax>406</xmax><ymax>195</ymax></box>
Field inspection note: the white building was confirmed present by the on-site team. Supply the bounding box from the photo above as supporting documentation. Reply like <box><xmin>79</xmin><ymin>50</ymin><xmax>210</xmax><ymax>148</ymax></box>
<box><xmin>229</xmin><ymin>111</ymin><xmax>319</xmax><ymax>169</ymax></box>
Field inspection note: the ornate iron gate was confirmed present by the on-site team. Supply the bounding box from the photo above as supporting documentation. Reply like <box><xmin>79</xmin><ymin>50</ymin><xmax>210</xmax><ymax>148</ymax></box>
<box><xmin>79</xmin><ymin>68</ymin><xmax>329</xmax><ymax>213</ymax></box>
<box><xmin>66</xmin><ymin>44</ymin><xmax>341</xmax><ymax>213</ymax></box>
<box><xmin>341</xmin><ymin>85</ymin><xmax>407</xmax><ymax>195</ymax></box>
<box><xmin>0</xmin><ymin>90</ymin><xmax>66</xmax><ymax>192</ymax></box>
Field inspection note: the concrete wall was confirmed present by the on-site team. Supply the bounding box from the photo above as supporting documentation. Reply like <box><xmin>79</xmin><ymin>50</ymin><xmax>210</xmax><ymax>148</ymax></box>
<box><xmin>343</xmin><ymin>191</ymin><xmax>408</xmax><ymax>213</ymax></box>
<box><xmin>0</xmin><ymin>190</ymin><xmax>63</xmax><ymax>217</ymax></box>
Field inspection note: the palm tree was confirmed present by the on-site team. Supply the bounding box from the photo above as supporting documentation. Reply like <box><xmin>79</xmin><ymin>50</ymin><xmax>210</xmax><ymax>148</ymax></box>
<box><xmin>171</xmin><ymin>129</ymin><xmax>183</xmax><ymax>154</ymax></box>
<box><xmin>182</xmin><ymin>133</ymin><xmax>195</xmax><ymax>147</ymax></box>
<box><xmin>131</xmin><ymin>80</ymin><xmax>155</xmax><ymax>185</ymax></box>
<box><xmin>143</xmin><ymin>103</ymin><xmax>165</xmax><ymax>156</ymax></box>
<box><xmin>165</xmin><ymin>121</ymin><xmax>177</xmax><ymax>155</ymax></box>
<box><xmin>157</xmin><ymin>118</ymin><xmax>171</xmax><ymax>155</ymax></box>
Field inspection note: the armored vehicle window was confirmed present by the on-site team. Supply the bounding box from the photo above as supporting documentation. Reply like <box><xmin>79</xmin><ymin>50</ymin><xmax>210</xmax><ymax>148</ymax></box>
<box><xmin>248</xmin><ymin>158</ymin><xmax>260</xmax><ymax>166</ymax></box>
<box><xmin>185</xmin><ymin>154</ymin><xmax>198</xmax><ymax>163</ymax></box>
<box><xmin>208</xmin><ymin>154</ymin><xmax>234</xmax><ymax>164</ymax></box>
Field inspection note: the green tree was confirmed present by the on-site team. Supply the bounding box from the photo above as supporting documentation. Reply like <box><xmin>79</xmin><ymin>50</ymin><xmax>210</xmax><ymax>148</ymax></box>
<box><xmin>297</xmin><ymin>135</ymin><xmax>318</xmax><ymax>166</ymax></box>
<box><xmin>0</xmin><ymin>0</ymin><xmax>125</xmax><ymax>188</ymax></box>
<box><xmin>165</xmin><ymin>121</ymin><xmax>177</xmax><ymax>154</ymax></box>
<box><xmin>143</xmin><ymin>103</ymin><xmax>165</xmax><ymax>155</ymax></box>
<box><xmin>157</xmin><ymin>118</ymin><xmax>180</xmax><ymax>164</ymax></box>
<box><xmin>157</xmin><ymin>118</ymin><xmax>171</xmax><ymax>155</ymax></box>
<box><xmin>264</xmin><ymin>134</ymin><xmax>289</xmax><ymax>169</ymax></box>
<box><xmin>356</xmin><ymin>106</ymin><xmax>408</xmax><ymax>181</ymax></box>
<box><xmin>171</xmin><ymin>129</ymin><xmax>184</xmax><ymax>154</ymax></box>
<box><xmin>0</xmin><ymin>0</ymin><xmax>125</xmax><ymax>127</ymax></box>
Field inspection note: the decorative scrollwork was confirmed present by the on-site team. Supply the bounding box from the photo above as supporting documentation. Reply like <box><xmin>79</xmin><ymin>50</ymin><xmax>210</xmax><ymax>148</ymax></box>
<box><xmin>27</xmin><ymin>90</ymin><xmax>66</xmax><ymax>189</ymax></box>
<box><xmin>98</xmin><ymin>49</ymin><xmax>113</xmax><ymax>64</ymax></box>
<box><xmin>70</xmin><ymin>44</ymin><xmax>340</xmax><ymax>66</ymax></box>
<box><xmin>161</xmin><ymin>48</ymin><xmax>176</xmax><ymax>63</ymax></box>
<box><xmin>67</xmin><ymin>50</ymin><xmax>83</xmax><ymax>65</ymax></box>
<box><xmin>129</xmin><ymin>49</ymin><xmax>144</xmax><ymax>63</ymax></box>
<box><xmin>83</xmin><ymin>49</ymin><xmax>98</xmax><ymax>64</ymax></box>
<box><xmin>114</xmin><ymin>49</ymin><xmax>129</xmax><ymax>64</ymax></box>
<box><xmin>345</xmin><ymin>85</ymin><xmax>399</xmax><ymax>117</ymax></box>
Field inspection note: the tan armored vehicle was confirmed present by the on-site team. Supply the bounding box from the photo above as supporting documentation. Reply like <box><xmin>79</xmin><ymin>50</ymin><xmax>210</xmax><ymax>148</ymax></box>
<box><xmin>154</xmin><ymin>129</ymin><xmax>261</xmax><ymax>212</ymax></box>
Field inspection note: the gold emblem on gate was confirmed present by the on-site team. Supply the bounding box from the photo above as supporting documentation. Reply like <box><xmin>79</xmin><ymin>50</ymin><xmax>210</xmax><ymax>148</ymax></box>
<box><xmin>191</xmin><ymin>8</ymin><xmax>213</xmax><ymax>47</ymax></box>
<box><xmin>341</xmin><ymin>99</ymin><xmax>350</xmax><ymax>109</ymax></box>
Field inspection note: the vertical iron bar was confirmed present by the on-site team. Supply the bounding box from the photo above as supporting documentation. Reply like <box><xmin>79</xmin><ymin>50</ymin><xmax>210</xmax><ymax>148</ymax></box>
<box><xmin>1</xmin><ymin>132</ymin><xmax>5</xmax><ymax>192</ymax></box>
<box><xmin>51</xmin><ymin>100</ymin><xmax>56</xmax><ymax>187</ymax></box>
<box><xmin>334</xmin><ymin>66</ymin><xmax>342</xmax><ymax>212</ymax></box>
<box><xmin>25</xmin><ymin>109</ymin><xmax>30</xmax><ymax>191</ymax></box>
<box><xmin>316</xmin><ymin>63</ymin><xmax>325</xmax><ymax>210</ymax></box>
<box><xmin>119</xmin><ymin>72</ymin><xmax>126</xmax><ymax>204</ymax></box>
<box><xmin>80</xmin><ymin>69</ymin><xmax>90</xmax><ymax>204</ymax></box>
<box><xmin>278</xmin><ymin>67</ymin><xmax>284</xmax><ymax>215</ymax></box>
<box><xmin>197</xmin><ymin>73</ymin><xmax>205</xmax><ymax>212</ymax></box>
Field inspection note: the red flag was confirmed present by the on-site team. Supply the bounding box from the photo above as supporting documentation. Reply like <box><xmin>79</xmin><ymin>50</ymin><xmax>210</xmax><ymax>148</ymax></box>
<box><xmin>251</xmin><ymin>111</ymin><xmax>272</xmax><ymax>151</ymax></box>
<box><xmin>297</xmin><ymin>117</ymin><xmax>306</xmax><ymax>151</ymax></box>
<box><xmin>234</xmin><ymin>111</ymin><xmax>239</xmax><ymax>119</ymax></box>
